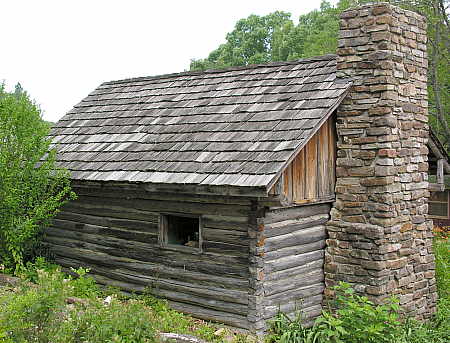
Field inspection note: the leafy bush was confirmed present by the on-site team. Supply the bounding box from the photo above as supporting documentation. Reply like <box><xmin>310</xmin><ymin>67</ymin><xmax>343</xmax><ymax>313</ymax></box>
<box><xmin>0</xmin><ymin>268</ymin><xmax>71</xmax><ymax>342</ymax></box>
<box><xmin>19</xmin><ymin>256</ymin><xmax>59</xmax><ymax>283</ymax></box>
<box><xmin>267</xmin><ymin>282</ymin><xmax>402</xmax><ymax>343</ymax></box>
<box><xmin>267</xmin><ymin>311</ymin><xmax>310</xmax><ymax>343</ymax></box>
<box><xmin>0</xmin><ymin>84</ymin><xmax>76</xmax><ymax>272</ymax></box>
<box><xmin>69</xmin><ymin>267</ymin><xmax>102</xmax><ymax>298</ymax></box>
<box><xmin>0</xmin><ymin>267</ymin><xmax>226</xmax><ymax>343</ymax></box>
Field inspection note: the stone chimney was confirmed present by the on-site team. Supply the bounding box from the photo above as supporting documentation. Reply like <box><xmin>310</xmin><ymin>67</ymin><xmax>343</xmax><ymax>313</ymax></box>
<box><xmin>326</xmin><ymin>2</ymin><xmax>437</xmax><ymax>318</ymax></box>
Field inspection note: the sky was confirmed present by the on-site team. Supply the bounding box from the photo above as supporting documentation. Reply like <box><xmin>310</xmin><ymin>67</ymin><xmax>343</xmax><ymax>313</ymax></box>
<box><xmin>1</xmin><ymin>0</ymin><xmax>337</xmax><ymax>122</ymax></box>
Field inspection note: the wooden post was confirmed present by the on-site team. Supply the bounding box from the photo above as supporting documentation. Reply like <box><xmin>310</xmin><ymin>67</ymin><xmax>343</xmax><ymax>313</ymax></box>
<box><xmin>437</xmin><ymin>159</ymin><xmax>445</xmax><ymax>191</ymax></box>
<box><xmin>437</xmin><ymin>159</ymin><xmax>444</xmax><ymax>184</ymax></box>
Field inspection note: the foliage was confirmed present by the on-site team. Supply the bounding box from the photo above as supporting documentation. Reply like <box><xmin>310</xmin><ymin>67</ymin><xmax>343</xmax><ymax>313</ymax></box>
<box><xmin>189</xmin><ymin>1</ymin><xmax>355</xmax><ymax>70</ymax></box>
<box><xmin>433</xmin><ymin>233</ymin><xmax>450</xmax><ymax>299</ymax></box>
<box><xmin>267</xmin><ymin>235</ymin><xmax>450</xmax><ymax>343</ymax></box>
<box><xmin>267</xmin><ymin>311</ymin><xmax>310</xmax><ymax>343</ymax></box>
<box><xmin>0</xmin><ymin>266</ymin><xmax>245</xmax><ymax>343</ymax></box>
<box><xmin>0</xmin><ymin>84</ymin><xmax>76</xmax><ymax>273</ymax></box>
<box><xmin>190</xmin><ymin>11</ymin><xmax>293</xmax><ymax>70</ymax></box>
<box><xmin>190</xmin><ymin>0</ymin><xmax>450</xmax><ymax>152</ymax></box>
<box><xmin>18</xmin><ymin>256</ymin><xmax>59</xmax><ymax>283</ymax></box>
<box><xmin>267</xmin><ymin>282</ymin><xmax>402</xmax><ymax>343</ymax></box>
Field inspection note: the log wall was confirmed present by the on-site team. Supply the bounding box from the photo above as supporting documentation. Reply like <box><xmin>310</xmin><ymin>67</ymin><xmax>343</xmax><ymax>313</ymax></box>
<box><xmin>45</xmin><ymin>181</ymin><xmax>331</xmax><ymax>334</ymax></box>
<box><xmin>45</xmin><ymin>181</ymin><xmax>256</xmax><ymax>330</ymax></box>
<box><xmin>260</xmin><ymin>203</ymin><xmax>330</xmax><ymax>330</ymax></box>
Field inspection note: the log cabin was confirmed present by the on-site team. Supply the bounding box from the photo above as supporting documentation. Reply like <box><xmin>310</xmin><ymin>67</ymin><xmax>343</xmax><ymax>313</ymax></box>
<box><xmin>46</xmin><ymin>2</ymin><xmax>442</xmax><ymax>335</ymax></box>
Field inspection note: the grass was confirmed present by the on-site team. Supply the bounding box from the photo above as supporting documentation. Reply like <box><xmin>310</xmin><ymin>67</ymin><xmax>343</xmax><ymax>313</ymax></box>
<box><xmin>0</xmin><ymin>264</ymin><xmax>253</xmax><ymax>343</ymax></box>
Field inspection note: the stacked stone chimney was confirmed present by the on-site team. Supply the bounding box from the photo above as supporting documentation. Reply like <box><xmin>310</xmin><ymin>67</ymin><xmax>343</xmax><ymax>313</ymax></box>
<box><xmin>326</xmin><ymin>2</ymin><xmax>437</xmax><ymax>318</ymax></box>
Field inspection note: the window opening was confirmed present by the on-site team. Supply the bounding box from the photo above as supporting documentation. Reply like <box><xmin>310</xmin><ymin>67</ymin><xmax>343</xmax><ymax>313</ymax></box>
<box><xmin>160</xmin><ymin>214</ymin><xmax>201</xmax><ymax>250</ymax></box>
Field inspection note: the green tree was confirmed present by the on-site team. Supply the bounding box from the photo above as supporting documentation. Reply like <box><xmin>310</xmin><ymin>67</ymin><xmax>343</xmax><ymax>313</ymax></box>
<box><xmin>272</xmin><ymin>0</ymin><xmax>349</xmax><ymax>60</ymax></box>
<box><xmin>0</xmin><ymin>83</ymin><xmax>75</xmax><ymax>272</ymax></box>
<box><xmin>190</xmin><ymin>11</ymin><xmax>293</xmax><ymax>70</ymax></box>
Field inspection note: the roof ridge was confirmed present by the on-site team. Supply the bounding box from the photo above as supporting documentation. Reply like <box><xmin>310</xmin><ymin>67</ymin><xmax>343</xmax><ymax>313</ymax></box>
<box><xmin>102</xmin><ymin>54</ymin><xmax>338</xmax><ymax>86</ymax></box>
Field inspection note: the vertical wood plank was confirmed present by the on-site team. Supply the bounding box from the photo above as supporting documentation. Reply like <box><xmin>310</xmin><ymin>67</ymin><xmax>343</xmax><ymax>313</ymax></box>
<box><xmin>317</xmin><ymin>122</ymin><xmax>329</xmax><ymax>198</ymax></box>
<box><xmin>328</xmin><ymin>118</ymin><xmax>336</xmax><ymax>194</ymax></box>
<box><xmin>293</xmin><ymin>148</ymin><xmax>306</xmax><ymax>202</ymax></box>
<box><xmin>283</xmin><ymin>164</ymin><xmax>293</xmax><ymax>203</ymax></box>
<box><xmin>323</xmin><ymin>120</ymin><xmax>331</xmax><ymax>197</ymax></box>
<box><xmin>305</xmin><ymin>134</ymin><xmax>318</xmax><ymax>200</ymax></box>
<box><xmin>437</xmin><ymin>159</ymin><xmax>444</xmax><ymax>185</ymax></box>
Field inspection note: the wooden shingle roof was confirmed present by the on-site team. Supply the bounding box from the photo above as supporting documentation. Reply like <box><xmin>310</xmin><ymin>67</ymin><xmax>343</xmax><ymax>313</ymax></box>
<box><xmin>50</xmin><ymin>54</ymin><xmax>351</xmax><ymax>192</ymax></box>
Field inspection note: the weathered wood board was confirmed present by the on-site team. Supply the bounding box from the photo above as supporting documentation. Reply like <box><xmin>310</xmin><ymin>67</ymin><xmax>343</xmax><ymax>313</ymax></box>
<box><xmin>274</xmin><ymin>117</ymin><xmax>336</xmax><ymax>204</ymax></box>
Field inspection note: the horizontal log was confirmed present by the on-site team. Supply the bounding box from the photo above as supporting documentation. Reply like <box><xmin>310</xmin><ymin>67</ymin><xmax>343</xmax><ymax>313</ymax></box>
<box><xmin>265</xmin><ymin>284</ymin><xmax>324</xmax><ymax>307</ymax></box>
<box><xmin>265</xmin><ymin>226</ymin><xmax>326</xmax><ymax>252</ymax></box>
<box><xmin>169</xmin><ymin>300</ymin><xmax>250</xmax><ymax>330</ymax></box>
<box><xmin>292</xmin><ymin>197</ymin><xmax>335</xmax><ymax>206</ymax></box>
<box><xmin>264</xmin><ymin>250</ymin><xmax>324</xmax><ymax>274</ymax></box>
<box><xmin>82</xmin><ymin>272</ymin><xmax>250</xmax><ymax>323</ymax></box>
<box><xmin>47</xmin><ymin>226</ymin><xmax>158</xmax><ymax>245</ymax></box>
<box><xmin>264</xmin><ymin>215</ymin><xmax>328</xmax><ymax>238</ymax></box>
<box><xmin>55</xmin><ymin>255</ymin><xmax>249</xmax><ymax>291</ymax></box>
<box><xmin>264</xmin><ymin>203</ymin><xmax>331</xmax><ymax>224</ymax></box>
<box><xmin>72</xmin><ymin>195</ymin><xmax>251</xmax><ymax>217</ymax></box>
<box><xmin>60</xmin><ymin>204</ymin><xmax>159</xmax><ymax>222</ymax></box>
<box><xmin>264</xmin><ymin>259</ymin><xmax>323</xmax><ymax>282</ymax></box>
<box><xmin>106</xmin><ymin>216</ymin><xmax>158</xmax><ymax>232</ymax></box>
<box><xmin>71</xmin><ymin>179</ymin><xmax>266</xmax><ymax>198</ymax></box>
<box><xmin>81</xmin><ymin>266</ymin><xmax>248</xmax><ymax>315</ymax></box>
<box><xmin>56</xmin><ymin>212</ymin><xmax>251</xmax><ymax>239</ymax></box>
<box><xmin>202</xmin><ymin>227</ymin><xmax>249</xmax><ymax>246</ymax></box>
<box><xmin>264</xmin><ymin>294</ymin><xmax>323</xmax><ymax>320</ymax></box>
<box><xmin>74</xmin><ymin>185</ymin><xmax>253</xmax><ymax>206</ymax></box>
<box><xmin>45</xmin><ymin>228</ymin><xmax>158</xmax><ymax>251</ymax></box>
<box><xmin>257</xmin><ymin>194</ymin><xmax>289</xmax><ymax>208</ymax></box>
<box><xmin>48</xmin><ymin>240</ymin><xmax>249</xmax><ymax>278</ymax></box>
<box><xmin>264</xmin><ymin>269</ymin><xmax>324</xmax><ymax>296</ymax></box>
<box><xmin>46</xmin><ymin>230</ymin><xmax>249</xmax><ymax>269</ymax></box>
<box><xmin>265</xmin><ymin>240</ymin><xmax>325</xmax><ymax>262</ymax></box>
<box><xmin>154</xmin><ymin>288</ymin><xmax>247</xmax><ymax>316</ymax></box>
<box><xmin>203</xmin><ymin>241</ymin><xmax>249</xmax><ymax>256</ymax></box>
<box><xmin>202</xmin><ymin>215</ymin><xmax>251</xmax><ymax>232</ymax></box>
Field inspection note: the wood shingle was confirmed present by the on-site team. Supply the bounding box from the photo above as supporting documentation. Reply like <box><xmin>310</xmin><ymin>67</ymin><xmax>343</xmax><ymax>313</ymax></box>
<box><xmin>50</xmin><ymin>54</ymin><xmax>351</xmax><ymax>190</ymax></box>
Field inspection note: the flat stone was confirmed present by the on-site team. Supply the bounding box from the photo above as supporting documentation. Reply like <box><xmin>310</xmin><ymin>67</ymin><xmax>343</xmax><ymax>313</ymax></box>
<box><xmin>158</xmin><ymin>333</ymin><xmax>209</xmax><ymax>343</ymax></box>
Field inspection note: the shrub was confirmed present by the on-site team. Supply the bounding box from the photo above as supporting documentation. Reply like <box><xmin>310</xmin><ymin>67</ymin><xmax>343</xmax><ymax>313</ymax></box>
<box><xmin>267</xmin><ymin>282</ymin><xmax>402</xmax><ymax>343</ymax></box>
<box><xmin>0</xmin><ymin>84</ymin><xmax>75</xmax><ymax>273</ymax></box>
<box><xmin>19</xmin><ymin>256</ymin><xmax>59</xmax><ymax>283</ymax></box>
<box><xmin>0</xmin><ymin>267</ymin><xmax>225</xmax><ymax>343</ymax></box>
<box><xmin>267</xmin><ymin>311</ymin><xmax>310</xmax><ymax>343</ymax></box>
